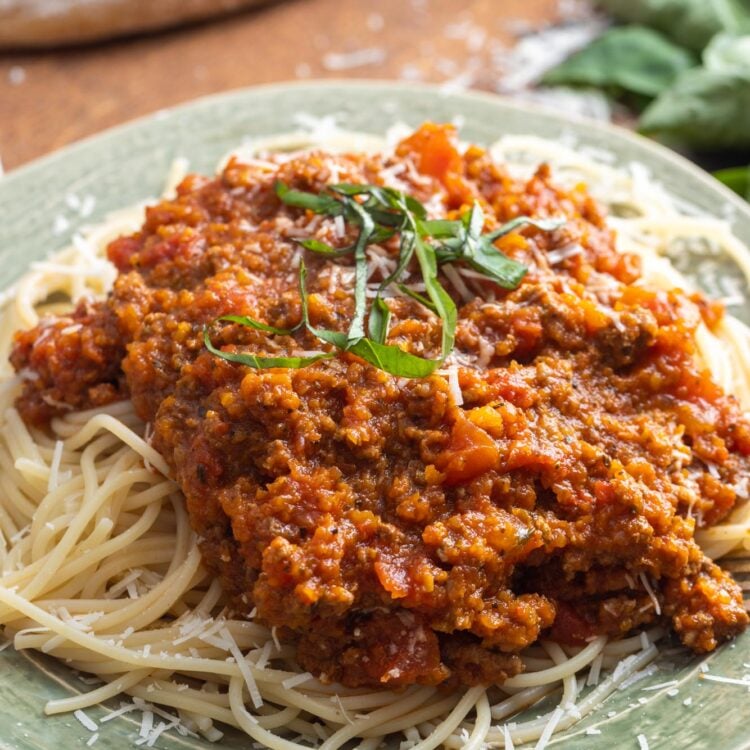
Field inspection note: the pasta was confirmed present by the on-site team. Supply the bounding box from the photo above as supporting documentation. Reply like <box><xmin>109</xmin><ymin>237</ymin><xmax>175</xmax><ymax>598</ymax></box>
<box><xmin>0</xmin><ymin>129</ymin><xmax>748</xmax><ymax>749</ymax></box>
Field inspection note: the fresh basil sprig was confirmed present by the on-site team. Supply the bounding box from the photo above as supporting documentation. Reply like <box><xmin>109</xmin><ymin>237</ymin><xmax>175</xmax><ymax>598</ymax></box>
<box><xmin>594</xmin><ymin>0</ymin><xmax>750</xmax><ymax>52</ymax></box>
<box><xmin>542</xmin><ymin>26</ymin><xmax>695</xmax><ymax>98</ymax></box>
<box><xmin>204</xmin><ymin>181</ymin><xmax>563</xmax><ymax>378</ymax></box>
<box><xmin>640</xmin><ymin>32</ymin><xmax>750</xmax><ymax>149</ymax></box>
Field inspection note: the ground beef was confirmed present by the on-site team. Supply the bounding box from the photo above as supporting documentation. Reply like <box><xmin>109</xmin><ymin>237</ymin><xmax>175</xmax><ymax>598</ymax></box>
<box><xmin>11</xmin><ymin>124</ymin><xmax>750</xmax><ymax>688</ymax></box>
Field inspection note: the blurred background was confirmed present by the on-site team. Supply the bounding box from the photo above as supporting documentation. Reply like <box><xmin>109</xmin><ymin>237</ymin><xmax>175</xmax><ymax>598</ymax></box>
<box><xmin>1</xmin><ymin>0</ymin><xmax>748</xmax><ymax>196</ymax></box>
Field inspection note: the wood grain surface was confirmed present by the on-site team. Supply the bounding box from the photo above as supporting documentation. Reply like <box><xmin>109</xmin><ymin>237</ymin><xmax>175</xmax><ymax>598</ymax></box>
<box><xmin>0</xmin><ymin>0</ymin><xmax>560</xmax><ymax>172</ymax></box>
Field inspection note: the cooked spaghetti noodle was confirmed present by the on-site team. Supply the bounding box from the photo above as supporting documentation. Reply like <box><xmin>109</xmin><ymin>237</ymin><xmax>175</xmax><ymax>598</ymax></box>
<box><xmin>1</xmin><ymin>127</ymin><xmax>749</xmax><ymax>750</ymax></box>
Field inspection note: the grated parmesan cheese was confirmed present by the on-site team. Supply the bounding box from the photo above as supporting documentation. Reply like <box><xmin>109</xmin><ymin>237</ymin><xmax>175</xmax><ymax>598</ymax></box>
<box><xmin>281</xmin><ymin>671</ymin><xmax>314</xmax><ymax>690</ymax></box>
<box><xmin>219</xmin><ymin>626</ymin><xmax>263</xmax><ymax>709</ymax></box>
<box><xmin>639</xmin><ymin>572</ymin><xmax>662</xmax><ymax>615</ymax></box>
<box><xmin>534</xmin><ymin>707</ymin><xmax>564</xmax><ymax>750</ymax></box>
<box><xmin>700</xmin><ymin>674</ymin><xmax>750</xmax><ymax>687</ymax></box>
<box><xmin>139</xmin><ymin>709</ymin><xmax>154</xmax><ymax>739</ymax></box>
<box><xmin>73</xmin><ymin>709</ymin><xmax>98</xmax><ymax>732</ymax></box>
<box><xmin>446</xmin><ymin>365</ymin><xmax>463</xmax><ymax>406</ymax></box>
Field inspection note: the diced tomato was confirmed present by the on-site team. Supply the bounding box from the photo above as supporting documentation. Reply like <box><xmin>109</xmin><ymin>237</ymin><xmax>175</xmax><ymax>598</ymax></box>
<box><xmin>593</xmin><ymin>480</ymin><xmax>615</xmax><ymax>505</ymax></box>
<box><xmin>107</xmin><ymin>235</ymin><xmax>143</xmax><ymax>271</ymax></box>
<box><xmin>435</xmin><ymin>412</ymin><xmax>499</xmax><ymax>485</ymax></box>
<box><xmin>547</xmin><ymin>601</ymin><xmax>595</xmax><ymax>645</ymax></box>
<box><xmin>396</xmin><ymin>123</ymin><xmax>462</xmax><ymax>181</ymax></box>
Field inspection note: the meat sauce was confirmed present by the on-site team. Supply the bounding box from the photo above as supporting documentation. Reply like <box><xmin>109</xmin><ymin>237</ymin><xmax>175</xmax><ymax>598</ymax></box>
<box><xmin>11</xmin><ymin>124</ymin><xmax>750</xmax><ymax>688</ymax></box>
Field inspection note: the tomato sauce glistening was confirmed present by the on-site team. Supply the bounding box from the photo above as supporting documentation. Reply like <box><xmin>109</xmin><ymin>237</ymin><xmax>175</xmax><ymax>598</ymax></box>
<box><xmin>11</xmin><ymin>124</ymin><xmax>750</xmax><ymax>688</ymax></box>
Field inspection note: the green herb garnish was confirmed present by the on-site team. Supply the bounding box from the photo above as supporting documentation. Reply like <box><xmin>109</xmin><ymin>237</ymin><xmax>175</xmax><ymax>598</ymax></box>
<box><xmin>542</xmin><ymin>26</ymin><xmax>695</xmax><ymax>99</ymax></box>
<box><xmin>204</xmin><ymin>181</ymin><xmax>563</xmax><ymax>378</ymax></box>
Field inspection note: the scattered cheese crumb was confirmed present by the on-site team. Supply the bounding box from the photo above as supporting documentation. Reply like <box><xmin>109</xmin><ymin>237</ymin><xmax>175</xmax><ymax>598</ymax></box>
<box><xmin>8</xmin><ymin>66</ymin><xmax>26</xmax><ymax>86</ymax></box>
<box><xmin>73</xmin><ymin>709</ymin><xmax>98</xmax><ymax>732</ymax></box>
<box><xmin>322</xmin><ymin>47</ymin><xmax>387</xmax><ymax>71</ymax></box>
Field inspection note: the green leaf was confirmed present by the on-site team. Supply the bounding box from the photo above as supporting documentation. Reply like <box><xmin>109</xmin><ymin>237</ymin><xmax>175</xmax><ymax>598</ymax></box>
<box><xmin>467</xmin><ymin>244</ymin><xmax>528</xmax><ymax>290</ymax></box>
<box><xmin>328</xmin><ymin>183</ymin><xmax>376</xmax><ymax>197</ymax></box>
<box><xmin>296</xmin><ymin>238</ymin><xmax>352</xmax><ymax>256</ymax></box>
<box><xmin>203</xmin><ymin>326</ymin><xmax>332</xmax><ymax>370</ymax></box>
<box><xmin>368</xmin><ymin>296</ymin><xmax>392</xmax><ymax>343</ymax></box>
<box><xmin>275</xmin><ymin>181</ymin><xmax>342</xmax><ymax>215</ymax></box>
<box><xmin>370</xmin><ymin>226</ymin><xmax>397</xmax><ymax>244</ymax></box>
<box><xmin>449</xmin><ymin>212</ymin><xmax>563</xmax><ymax>290</ymax></box>
<box><xmin>714</xmin><ymin>165</ymin><xmax>750</xmax><ymax>199</ymax></box>
<box><xmin>703</xmin><ymin>32</ymin><xmax>750</xmax><ymax>73</ymax></box>
<box><xmin>347</xmin><ymin>338</ymin><xmax>440</xmax><ymax>377</ymax></box>
<box><xmin>421</xmin><ymin>218</ymin><xmax>462</xmax><ymax>238</ymax></box>
<box><xmin>594</xmin><ymin>0</ymin><xmax>750</xmax><ymax>52</ymax></box>
<box><xmin>412</xmin><ymin>229</ymin><xmax>457</xmax><ymax>362</ymax></box>
<box><xmin>217</xmin><ymin>314</ymin><xmax>300</xmax><ymax>336</ymax></box>
<box><xmin>211</xmin><ymin>182</ymin><xmax>564</xmax><ymax>379</ymax></box>
<box><xmin>640</xmin><ymin>67</ymin><xmax>750</xmax><ymax>148</ymax></box>
<box><xmin>367</xmin><ymin>231</ymin><xmax>417</xmax><ymax>341</ymax></box>
<box><xmin>346</xmin><ymin>200</ymin><xmax>375</xmax><ymax>344</ymax></box>
<box><xmin>397</xmin><ymin>283</ymin><xmax>438</xmax><ymax>312</ymax></box>
<box><xmin>543</xmin><ymin>26</ymin><xmax>696</xmax><ymax>98</ymax></box>
<box><xmin>482</xmin><ymin>215</ymin><xmax>565</xmax><ymax>242</ymax></box>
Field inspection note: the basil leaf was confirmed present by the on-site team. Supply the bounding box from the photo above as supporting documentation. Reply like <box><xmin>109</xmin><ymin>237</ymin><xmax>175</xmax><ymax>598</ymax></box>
<box><xmin>465</xmin><ymin>214</ymin><xmax>563</xmax><ymax>289</ymax></box>
<box><xmin>370</xmin><ymin>226</ymin><xmax>397</xmax><ymax>244</ymax></box>
<box><xmin>483</xmin><ymin>216</ymin><xmax>565</xmax><ymax>243</ymax></box>
<box><xmin>467</xmin><ymin>244</ymin><xmax>528</xmax><ymax>289</ymax></box>
<box><xmin>218</xmin><ymin>314</ymin><xmax>300</xmax><ymax>336</ymax></box>
<box><xmin>703</xmin><ymin>32</ymin><xmax>750</xmax><ymax>73</ymax></box>
<box><xmin>329</xmin><ymin>183</ymin><xmax>374</xmax><ymax>196</ymax></box>
<box><xmin>346</xmin><ymin>200</ymin><xmax>375</xmax><ymax>344</ymax></box>
<box><xmin>421</xmin><ymin>219</ymin><xmax>462</xmax><ymax>238</ymax></box>
<box><xmin>368</xmin><ymin>296</ymin><xmax>392</xmax><ymax>344</ymax></box>
<box><xmin>640</xmin><ymin>67</ymin><xmax>750</xmax><ymax>148</ymax></box>
<box><xmin>399</xmin><ymin>193</ymin><xmax>427</xmax><ymax>220</ymax></box>
<box><xmin>297</xmin><ymin>238</ymin><xmax>353</xmax><ymax>256</ymax></box>
<box><xmin>714</xmin><ymin>165</ymin><xmax>750</xmax><ymax>199</ymax></box>
<box><xmin>412</xmin><ymin>230</ymin><xmax>457</xmax><ymax>362</ymax></box>
<box><xmin>543</xmin><ymin>26</ymin><xmax>696</xmax><ymax>98</ymax></box>
<box><xmin>332</xmin><ymin>183</ymin><xmax>427</xmax><ymax>223</ymax></box>
<box><xmin>397</xmin><ymin>283</ymin><xmax>438</xmax><ymax>312</ymax></box>
<box><xmin>367</xmin><ymin>231</ymin><xmax>416</xmax><ymax>341</ymax></box>
<box><xmin>203</xmin><ymin>327</ymin><xmax>332</xmax><ymax>369</ymax></box>
<box><xmin>275</xmin><ymin>181</ymin><xmax>342</xmax><ymax>215</ymax></box>
<box><xmin>210</xmin><ymin>182</ymin><xmax>561</xmax><ymax>379</ymax></box>
<box><xmin>594</xmin><ymin>0</ymin><xmax>750</xmax><ymax>52</ymax></box>
<box><xmin>347</xmin><ymin>338</ymin><xmax>440</xmax><ymax>377</ymax></box>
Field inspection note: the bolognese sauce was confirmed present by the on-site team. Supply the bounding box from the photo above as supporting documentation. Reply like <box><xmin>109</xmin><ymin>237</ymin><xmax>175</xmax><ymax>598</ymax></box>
<box><xmin>11</xmin><ymin>124</ymin><xmax>749</xmax><ymax>689</ymax></box>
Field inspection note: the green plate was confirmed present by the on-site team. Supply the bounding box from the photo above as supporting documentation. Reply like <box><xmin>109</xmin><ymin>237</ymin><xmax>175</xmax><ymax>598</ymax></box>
<box><xmin>1</xmin><ymin>81</ymin><xmax>749</xmax><ymax>750</ymax></box>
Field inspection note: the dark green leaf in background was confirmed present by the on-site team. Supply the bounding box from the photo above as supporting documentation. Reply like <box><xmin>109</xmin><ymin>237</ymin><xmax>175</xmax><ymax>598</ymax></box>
<box><xmin>714</xmin><ymin>165</ymin><xmax>750</xmax><ymax>199</ymax></box>
<box><xmin>543</xmin><ymin>26</ymin><xmax>695</xmax><ymax>97</ymax></box>
<box><xmin>639</xmin><ymin>67</ymin><xmax>750</xmax><ymax>149</ymax></box>
<box><xmin>595</xmin><ymin>0</ymin><xmax>750</xmax><ymax>52</ymax></box>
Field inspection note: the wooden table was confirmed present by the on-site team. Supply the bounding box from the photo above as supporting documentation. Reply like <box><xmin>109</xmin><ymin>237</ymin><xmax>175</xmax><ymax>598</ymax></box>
<box><xmin>0</xmin><ymin>0</ymin><xmax>559</xmax><ymax>172</ymax></box>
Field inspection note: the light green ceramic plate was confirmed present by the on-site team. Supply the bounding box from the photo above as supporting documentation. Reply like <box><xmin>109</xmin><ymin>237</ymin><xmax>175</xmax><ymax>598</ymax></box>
<box><xmin>1</xmin><ymin>81</ymin><xmax>749</xmax><ymax>750</ymax></box>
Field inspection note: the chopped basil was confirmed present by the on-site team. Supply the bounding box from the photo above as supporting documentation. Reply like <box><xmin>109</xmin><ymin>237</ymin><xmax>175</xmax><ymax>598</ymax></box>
<box><xmin>206</xmin><ymin>180</ymin><xmax>563</xmax><ymax>377</ymax></box>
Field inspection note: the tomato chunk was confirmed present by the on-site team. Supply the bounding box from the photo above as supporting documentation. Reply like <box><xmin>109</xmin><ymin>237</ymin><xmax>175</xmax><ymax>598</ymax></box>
<box><xmin>397</xmin><ymin>122</ymin><xmax>462</xmax><ymax>181</ymax></box>
<box><xmin>435</xmin><ymin>412</ymin><xmax>499</xmax><ymax>485</ymax></box>
<box><xmin>547</xmin><ymin>601</ymin><xmax>595</xmax><ymax>646</ymax></box>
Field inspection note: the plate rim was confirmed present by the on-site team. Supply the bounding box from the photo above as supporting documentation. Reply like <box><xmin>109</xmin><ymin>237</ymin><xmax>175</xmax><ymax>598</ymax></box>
<box><xmin>2</xmin><ymin>78</ymin><xmax>750</xmax><ymax>750</ymax></box>
<box><xmin>4</xmin><ymin>78</ymin><xmax>750</xmax><ymax>227</ymax></box>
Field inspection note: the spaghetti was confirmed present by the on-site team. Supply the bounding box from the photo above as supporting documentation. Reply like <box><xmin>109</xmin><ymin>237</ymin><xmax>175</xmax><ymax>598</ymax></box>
<box><xmin>0</xmin><ymin>127</ymin><xmax>749</xmax><ymax>749</ymax></box>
